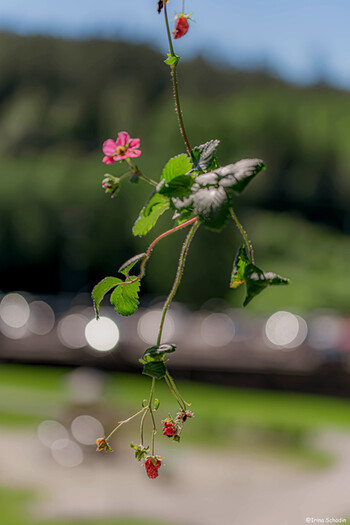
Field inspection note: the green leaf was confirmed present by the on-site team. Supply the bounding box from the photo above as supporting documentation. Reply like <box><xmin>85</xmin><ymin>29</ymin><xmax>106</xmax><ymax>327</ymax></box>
<box><xmin>110</xmin><ymin>277</ymin><xmax>141</xmax><ymax>316</ymax></box>
<box><xmin>142</xmin><ymin>361</ymin><xmax>167</xmax><ymax>380</ymax></box>
<box><xmin>230</xmin><ymin>244</ymin><xmax>250</xmax><ymax>289</ymax></box>
<box><xmin>243</xmin><ymin>264</ymin><xmax>290</xmax><ymax>307</ymax></box>
<box><xmin>154</xmin><ymin>399</ymin><xmax>160</xmax><ymax>410</ymax></box>
<box><xmin>92</xmin><ymin>276</ymin><xmax>123</xmax><ymax>319</ymax></box>
<box><xmin>164</xmin><ymin>53</ymin><xmax>180</xmax><ymax>66</ymax></box>
<box><xmin>192</xmin><ymin>140</ymin><xmax>220</xmax><ymax>172</ymax></box>
<box><xmin>157</xmin><ymin>174</ymin><xmax>194</xmax><ymax>199</ymax></box>
<box><xmin>133</xmin><ymin>192</ymin><xmax>170</xmax><ymax>237</ymax></box>
<box><xmin>162</xmin><ymin>154</ymin><xmax>192</xmax><ymax>184</ymax></box>
<box><xmin>139</xmin><ymin>344</ymin><xmax>176</xmax><ymax>364</ymax></box>
<box><xmin>118</xmin><ymin>253</ymin><xmax>146</xmax><ymax>277</ymax></box>
<box><xmin>217</xmin><ymin>159</ymin><xmax>265</xmax><ymax>194</ymax></box>
<box><xmin>192</xmin><ymin>185</ymin><xmax>230</xmax><ymax>231</ymax></box>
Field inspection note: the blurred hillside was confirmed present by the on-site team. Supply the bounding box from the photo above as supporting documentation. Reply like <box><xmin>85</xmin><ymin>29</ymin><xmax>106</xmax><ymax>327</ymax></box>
<box><xmin>1</xmin><ymin>32</ymin><xmax>350</xmax><ymax>311</ymax></box>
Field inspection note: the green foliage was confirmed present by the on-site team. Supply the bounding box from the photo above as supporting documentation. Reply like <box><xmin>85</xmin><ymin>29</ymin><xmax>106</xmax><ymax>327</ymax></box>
<box><xmin>230</xmin><ymin>244</ymin><xmax>250</xmax><ymax>288</ymax></box>
<box><xmin>142</xmin><ymin>361</ymin><xmax>167</xmax><ymax>379</ymax></box>
<box><xmin>192</xmin><ymin>186</ymin><xmax>230</xmax><ymax>231</ymax></box>
<box><xmin>110</xmin><ymin>278</ymin><xmax>141</xmax><ymax>316</ymax></box>
<box><xmin>139</xmin><ymin>344</ymin><xmax>176</xmax><ymax>379</ymax></box>
<box><xmin>132</xmin><ymin>193</ymin><xmax>170</xmax><ymax>237</ymax></box>
<box><xmin>216</xmin><ymin>159</ymin><xmax>266</xmax><ymax>193</ymax></box>
<box><xmin>162</xmin><ymin>154</ymin><xmax>193</xmax><ymax>183</ymax></box>
<box><xmin>164</xmin><ymin>53</ymin><xmax>180</xmax><ymax>66</ymax></box>
<box><xmin>118</xmin><ymin>253</ymin><xmax>146</xmax><ymax>277</ymax></box>
<box><xmin>92</xmin><ymin>276</ymin><xmax>140</xmax><ymax>317</ymax></box>
<box><xmin>192</xmin><ymin>140</ymin><xmax>220</xmax><ymax>172</ymax></box>
<box><xmin>157</xmin><ymin>175</ymin><xmax>193</xmax><ymax>199</ymax></box>
<box><xmin>92</xmin><ymin>276</ymin><xmax>123</xmax><ymax>319</ymax></box>
<box><xmin>230</xmin><ymin>245</ymin><xmax>290</xmax><ymax>306</ymax></box>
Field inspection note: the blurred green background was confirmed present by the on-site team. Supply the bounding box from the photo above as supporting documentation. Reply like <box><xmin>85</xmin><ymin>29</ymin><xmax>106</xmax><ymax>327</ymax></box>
<box><xmin>1</xmin><ymin>17</ymin><xmax>350</xmax><ymax>525</ymax></box>
<box><xmin>1</xmin><ymin>33</ymin><xmax>350</xmax><ymax>312</ymax></box>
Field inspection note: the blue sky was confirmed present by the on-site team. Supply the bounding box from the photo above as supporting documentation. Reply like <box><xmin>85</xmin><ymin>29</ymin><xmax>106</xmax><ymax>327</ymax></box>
<box><xmin>0</xmin><ymin>0</ymin><xmax>349</xmax><ymax>87</ymax></box>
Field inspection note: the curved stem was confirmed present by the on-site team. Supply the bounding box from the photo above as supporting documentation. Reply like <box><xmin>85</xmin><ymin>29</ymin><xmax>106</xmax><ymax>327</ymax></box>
<box><xmin>229</xmin><ymin>207</ymin><xmax>254</xmax><ymax>263</ymax></box>
<box><xmin>163</xmin><ymin>3</ymin><xmax>192</xmax><ymax>156</ymax></box>
<box><xmin>106</xmin><ymin>406</ymin><xmax>147</xmax><ymax>442</ymax></box>
<box><xmin>126</xmin><ymin>158</ymin><xmax>157</xmax><ymax>187</ymax></box>
<box><xmin>148</xmin><ymin>378</ymin><xmax>157</xmax><ymax>455</ymax></box>
<box><xmin>157</xmin><ymin>220</ymin><xmax>200</xmax><ymax>345</ymax></box>
<box><xmin>127</xmin><ymin>217</ymin><xmax>198</xmax><ymax>284</ymax></box>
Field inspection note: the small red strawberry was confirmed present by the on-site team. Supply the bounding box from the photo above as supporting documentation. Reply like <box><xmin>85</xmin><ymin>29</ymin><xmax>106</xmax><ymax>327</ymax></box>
<box><xmin>163</xmin><ymin>420</ymin><xmax>177</xmax><ymax>437</ymax></box>
<box><xmin>145</xmin><ymin>457</ymin><xmax>162</xmax><ymax>479</ymax></box>
<box><xmin>172</xmin><ymin>13</ymin><xmax>192</xmax><ymax>39</ymax></box>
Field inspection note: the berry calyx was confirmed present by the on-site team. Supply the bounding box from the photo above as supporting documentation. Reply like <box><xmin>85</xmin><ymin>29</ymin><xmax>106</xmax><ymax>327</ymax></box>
<box><xmin>96</xmin><ymin>437</ymin><xmax>112</xmax><ymax>452</ymax></box>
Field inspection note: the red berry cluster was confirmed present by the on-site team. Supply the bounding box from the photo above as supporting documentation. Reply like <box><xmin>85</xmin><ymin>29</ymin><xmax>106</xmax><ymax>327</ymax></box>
<box><xmin>145</xmin><ymin>457</ymin><xmax>162</xmax><ymax>479</ymax></box>
<box><xmin>163</xmin><ymin>420</ymin><xmax>177</xmax><ymax>437</ymax></box>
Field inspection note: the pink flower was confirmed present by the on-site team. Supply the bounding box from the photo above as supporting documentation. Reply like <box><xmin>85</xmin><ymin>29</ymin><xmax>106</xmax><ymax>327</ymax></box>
<box><xmin>102</xmin><ymin>131</ymin><xmax>141</xmax><ymax>165</ymax></box>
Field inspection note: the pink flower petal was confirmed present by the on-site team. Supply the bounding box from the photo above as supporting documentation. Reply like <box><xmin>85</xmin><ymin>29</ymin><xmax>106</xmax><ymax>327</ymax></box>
<box><xmin>103</xmin><ymin>155</ymin><xmax>116</xmax><ymax>165</ymax></box>
<box><xmin>103</xmin><ymin>139</ymin><xmax>117</xmax><ymax>156</ymax></box>
<box><xmin>129</xmin><ymin>138</ymin><xmax>140</xmax><ymax>149</ymax></box>
<box><xmin>127</xmin><ymin>149</ymin><xmax>142</xmax><ymax>158</ymax></box>
<box><xmin>114</xmin><ymin>154</ymin><xmax>129</xmax><ymax>161</ymax></box>
<box><xmin>116</xmin><ymin>131</ymin><xmax>130</xmax><ymax>147</ymax></box>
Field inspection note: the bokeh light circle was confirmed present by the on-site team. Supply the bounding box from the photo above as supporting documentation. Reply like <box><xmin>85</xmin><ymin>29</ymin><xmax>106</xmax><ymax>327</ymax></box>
<box><xmin>84</xmin><ymin>317</ymin><xmax>119</xmax><ymax>352</ymax></box>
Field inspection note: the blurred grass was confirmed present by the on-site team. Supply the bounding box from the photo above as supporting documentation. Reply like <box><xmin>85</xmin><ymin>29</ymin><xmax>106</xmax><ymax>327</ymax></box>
<box><xmin>1</xmin><ymin>364</ymin><xmax>349</xmax><ymax>523</ymax></box>
<box><xmin>0</xmin><ymin>487</ymin><xmax>169</xmax><ymax>525</ymax></box>
<box><xmin>0</xmin><ymin>364</ymin><xmax>349</xmax><ymax>469</ymax></box>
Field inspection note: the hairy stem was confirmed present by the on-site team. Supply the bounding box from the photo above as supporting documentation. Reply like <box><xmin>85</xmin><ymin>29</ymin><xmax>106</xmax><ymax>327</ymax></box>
<box><xmin>157</xmin><ymin>220</ymin><xmax>199</xmax><ymax>345</ymax></box>
<box><xmin>106</xmin><ymin>407</ymin><xmax>147</xmax><ymax>441</ymax></box>
<box><xmin>229</xmin><ymin>207</ymin><xmax>254</xmax><ymax>263</ymax></box>
<box><xmin>163</xmin><ymin>2</ymin><xmax>192</xmax><ymax>156</ymax></box>
<box><xmin>128</xmin><ymin>217</ymin><xmax>198</xmax><ymax>284</ymax></box>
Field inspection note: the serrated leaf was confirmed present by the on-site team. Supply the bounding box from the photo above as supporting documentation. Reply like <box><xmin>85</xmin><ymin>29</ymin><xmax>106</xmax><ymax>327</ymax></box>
<box><xmin>172</xmin><ymin>207</ymin><xmax>195</xmax><ymax>225</ymax></box>
<box><xmin>110</xmin><ymin>277</ymin><xmax>141</xmax><ymax>316</ymax></box>
<box><xmin>133</xmin><ymin>193</ymin><xmax>170</xmax><ymax>237</ymax></box>
<box><xmin>92</xmin><ymin>276</ymin><xmax>123</xmax><ymax>319</ymax></box>
<box><xmin>118</xmin><ymin>253</ymin><xmax>146</xmax><ymax>277</ymax></box>
<box><xmin>230</xmin><ymin>244</ymin><xmax>250</xmax><ymax>289</ymax></box>
<box><xmin>139</xmin><ymin>344</ymin><xmax>176</xmax><ymax>364</ymax></box>
<box><xmin>216</xmin><ymin>159</ymin><xmax>265</xmax><ymax>193</ymax></box>
<box><xmin>243</xmin><ymin>264</ymin><xmax>290</xmax><ymax>307</ymax></box>
<box><xmin>164</xmin><ymin>53</ymin><xmax>180</xmax><ymax>66</ymax></box>
<box><xmin>162</xmin><ymin>154</ymin><xmax>192</xmax><ymax>184</ymax></box>
<box><xmin>192</xmin><ymin>140</ymin><xmax>220</xmax><ymax>172</ymax></box>
<box><xmin>142</xmin><ymin>361</ymin><xmax>167</xmax><ymax>380</ymax></box>
<box><xmin>157</xmin><ymin>174</ymin><xmax>194</xmax><ymax>199</ymax></box>
<box><xmin>192</xmin><ymin>185</ymin><xmax>229</xmax><ymax>231</ymax></box>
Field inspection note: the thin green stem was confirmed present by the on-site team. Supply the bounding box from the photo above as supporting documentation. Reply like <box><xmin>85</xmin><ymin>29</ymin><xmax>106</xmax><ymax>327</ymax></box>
<box><xmin>229</xmin><ymin>207</ymin><xmax>254</xmax><ymax>263</ymax></box>
<box><xmin>157</xmin><ymin>220</ymin><xmax>200</xmax><ymax>345</ymax></box>
<box><xmin>148</xmin><ymin>378</ymin><xmax>157</xmax><ymax>455</ymax></box>
<box><xmin>140</xmin><ymin>408</ymin><xmax>148</xmax><ymax>447</ymax></box>
<box><xmin>163</xmin><ymin>2</ymin><xmax>192</xmax><ymax>156</ymax></box>
<box><xmin>165</xmin><ymin>374</ymin><xmax>185</xmax><ymax>410</ymax></box>
<box><xmin>106</xmin><ymin>406</ymin><xmax>147</xmax><ymax>441</ymax></box>
<box><xmin>166</xmin><ymin>371</ymin><xmax>190</xmax><ymax>407</ymax></box>
<box><xmin>126</xmin><ymin>158</ymin><xmax>157</xmax><ymax>187</ymax></box>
